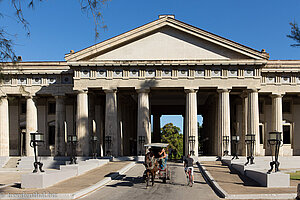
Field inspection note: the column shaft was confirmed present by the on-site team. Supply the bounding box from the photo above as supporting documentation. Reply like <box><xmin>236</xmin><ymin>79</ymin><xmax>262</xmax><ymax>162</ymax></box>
<box><xmin>185</xmin><ymin>89</ymin><xmax>198</xmax><ymax>157</ymax></box>
<box><xmin>218</xmin><ymin>89</ymin><xmax>231</xmax><ymax>156</ymax></box>
<box><xmin>152</xmin><ymin>114</ymin><xmax>161</xmax><ymax>143</ymax></box>
<box><xmin>240</xmin><ymin>93</ymin><xmax>248</xmax><ymax>156</ymax></box>
<box><xmin>105</xmin><ymin>90</ymin><xmax>118</xmax><ymax>156</ymax></box>
<box><xmin>76</xmin><ymin>91</ymin><xmax>89</xmax><ymax>156</ymax></box>
<box><xmin>0</xmin><ymin>97</ymin><xmax>9</xmax><ymax>156</ymax></box>
<box><xmin>248</xmin><ymin>89</ymin><xmax>260</xmax><ymax>155</ymax></box>
<box><xmin>137</xmin><ymin>90</ymin><xmax>150</xmax><ymax>155</ymax></box>
<box><xmin>26</xmin><ymin>96</ymin><xmax>37</xmax><ymax>156</ymax></box>
<box><xmin>271</xmin><ymin>94</ymin><xmax>283</xmax><ymax>132</ymax></box>
<box><xmin>55</xmin><ymin>96</ymin><xmax>66</xmax><ymax>156</ymax></box>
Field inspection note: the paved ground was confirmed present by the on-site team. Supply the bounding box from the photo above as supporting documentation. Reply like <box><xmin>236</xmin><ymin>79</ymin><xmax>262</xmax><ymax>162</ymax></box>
<box><xmin>82</xmin><ymin>162</ymin><xmax>220</xmax><ymax>200</ymax></box>
<box><xmin>201</xmin><ymin>161</ymin><xmax>299</xmax><ymax>195</ymax></box>
<box><xmin>0</xmin><ymin>161</ymin><xmax>130</xmax><ymax>194</ymax></box>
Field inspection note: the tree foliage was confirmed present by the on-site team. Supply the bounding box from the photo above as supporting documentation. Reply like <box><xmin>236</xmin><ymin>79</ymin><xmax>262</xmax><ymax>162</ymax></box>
<box><xmin>287</xmin><ymin>22</ymin><xmax>300</xmax><ymax>47</ymax></box>
<box><xmin>160</xmin><ymin>123</ymin><xmax>183</xmax><ymax>159</ymax></box>
<box><xmin>0</xmin><ymin>0</ymin><xmax>109</xmax><ymax>62</ymax></box>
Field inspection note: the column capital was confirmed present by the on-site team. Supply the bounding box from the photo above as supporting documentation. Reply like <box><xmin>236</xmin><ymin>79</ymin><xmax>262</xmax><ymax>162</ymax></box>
<box><xmin>217</xmin><ymin>88</ymin><xmax>230</xmax><ymax>93</ymax></box>
<box><xmin>184</xmin><ymin>88</ymin><xmax>198</xmax><ymax>94</ymax></box>
<box><xmin>55</xmin><ymin>95</ymin><xmax>66</xmax><ymax>99</ymax></box>
<box><xmin>103</xmin><ymin>88</ymin><xmax>117</xmax><ymax>94</ymax></box>
<box><xmin>270</xmin><ymin>93</ymin><xmax>285</xmax><ymax>98</ymax></box>
<box><xmin>25</xmin><ymin>94</ymin><xmax>37</xmax><ymax>99</ymax></box>
<box><xmin>247</xmin><ymin>88</ymin><xmax>260</xmax><ymax>93</ymax></box>
<box><xmin>240</xmin><ymin>91</ymin><xmax>248</xmax><ymax>98</ymax></box>
<box><xmin>136</xmin><ymin>88</ymin><xmax>150</xmax><ymax>94</ymax></box>
<box><xmin>76</xmin><ymin>89</ymin><xmax>88</xmax><ymax>94</ymax></box>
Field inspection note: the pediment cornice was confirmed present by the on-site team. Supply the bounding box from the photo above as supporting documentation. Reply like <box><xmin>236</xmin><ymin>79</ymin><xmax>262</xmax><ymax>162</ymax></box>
<box><xmin>65</xmin><ymin>16</ymin><xmax>269</xmax><ymax>62</ymax></box>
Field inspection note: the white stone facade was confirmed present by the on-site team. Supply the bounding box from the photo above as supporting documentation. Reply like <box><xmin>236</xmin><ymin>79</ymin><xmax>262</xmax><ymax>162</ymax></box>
<box><xmin>1</xmin><ymin>15</ymin><xmax>300</xmax><ymax>157</ymax></box>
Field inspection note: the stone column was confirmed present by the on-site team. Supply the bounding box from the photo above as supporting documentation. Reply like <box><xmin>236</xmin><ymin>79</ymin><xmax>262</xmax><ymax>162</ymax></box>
<box><xmin>104</xmin><ymin>89</ymin><xmax>118</xmax><ymax>157</ymax></box>
<box><xmin>0</xmin><ymin>96</ymin><xmax>9</xmax><ymax>156</ymax></box>
<box><xmin>152</xmin><ymin>114</ymin><xmax>161</xmax><ymax>143</ymax></box>
<box><xmin>271</xmin><ymin>93</ymin><xmax>284</xmax><ymax>132</ymax></box>
<box><xmin>240</xmin><ymin>92</ymin><xmax>248</xmax><ymax>156</ymax></box>
<box><xmin>248</xmin><ymin>89</ymin><xmax>260</xmax><ymax>155</ymax></box>
<box><xmin>55</xmin><ymin>95</ymin><xmax>66</xmax><ymax>156</ymax></box>
<box><xmin>137</xmin><ymin>89</ymin><xmax>150</xmax><ymax>155</ymax></box>
<box><xmin>26</xmin><ymin>96</ymin><xmax>37</xmax><ymax>156</ymax></box>
<box><xmin>185</xmin><ymin>89</ymin><xmax>198</xmax><ymax>157</ymax></box>
<box><xmin>217</xmin><ymin>89</ymin><xmax>231</xmax><ymax>157</ymax></box>
<box><xmin>76</xmin><ymin>90</ymin><xmax>89</xmax><ymax>156</ymax></box>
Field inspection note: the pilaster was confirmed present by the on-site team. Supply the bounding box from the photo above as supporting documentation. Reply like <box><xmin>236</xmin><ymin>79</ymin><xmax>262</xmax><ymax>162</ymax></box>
<box><xmin>104</xmin><ymin>89</ymin><xmax>118</xmax><ymax>156</ymax></box>
<box><xmin>0</xmin><ymin>96</ymin><xmax>9</xmax><ymax>156</ymax></box>
<box><xmin>55</xmin><ymin>95</ymin><xmax>66</xmax><ymax>156</ymax></box>
<box><xmin>152</xmin><ymin>114</ymin><xmax>161</xmax><ymax>143</ymax></box>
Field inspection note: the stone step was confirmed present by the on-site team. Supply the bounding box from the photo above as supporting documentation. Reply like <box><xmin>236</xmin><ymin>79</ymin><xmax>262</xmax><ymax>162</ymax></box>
<box><xmin>3</xmin><ymin>157</ymin><xmax>20</xmax><ymax>168</ymax></box>
<box><xmin>0</xmin><ymin>157</ymin><xmax>9</xmax><ymax>167</ymax></box>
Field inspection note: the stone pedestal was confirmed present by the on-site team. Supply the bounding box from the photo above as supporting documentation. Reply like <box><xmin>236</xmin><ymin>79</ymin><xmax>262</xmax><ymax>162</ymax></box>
<box><xmin>185</xmin><ymin>89</ymin><xmax>198</xmax><ymax>157</ymax></box>
<box><xmin>137</xmin><ymin>89</ymin><xmax>150</xmax><ymax>155</ymax></box>
<box><xmin>76</xmin><ymin>90</ymin><xmax>89</xmax><ymax>156</ymax></box>
<box><xmin>0</xmin><ymin>96</ymin><xmax>9</xmax><ymax>156</ymax></box>
<box><xmin>26</xmin><ymin>96</ymin><xmax>37</xmax><ymax>157</ymax></box>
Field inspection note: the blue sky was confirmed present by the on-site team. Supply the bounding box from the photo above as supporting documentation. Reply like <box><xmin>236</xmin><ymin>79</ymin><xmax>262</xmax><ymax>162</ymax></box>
<box><xmin>1</xmin><ymin>0</ymin><xmax>300</xmax><ymax>131</ymax></box>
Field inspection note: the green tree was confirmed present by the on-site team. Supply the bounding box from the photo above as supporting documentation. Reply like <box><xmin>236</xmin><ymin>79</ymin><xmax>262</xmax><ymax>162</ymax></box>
<box><xmin>287</xmin><ymin>22</ymin><xmax>300</xmax><ymax>47</ymax></box>
<box><xmin>161</xmin><ymin>123</ymin><xmax>183</xmax><ymax>159</ymax></box>
<box><xmin>0</xmin><ymin>0</ymin><xmax>109</xmax><ymax>62</ymax></box>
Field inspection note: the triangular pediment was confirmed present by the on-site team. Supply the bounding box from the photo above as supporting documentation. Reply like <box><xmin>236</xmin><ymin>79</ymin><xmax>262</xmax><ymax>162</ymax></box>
<box><xmin>65</xmin><ymin>16</ymin><xmax>269</xmax><ymax>62</ymax></box>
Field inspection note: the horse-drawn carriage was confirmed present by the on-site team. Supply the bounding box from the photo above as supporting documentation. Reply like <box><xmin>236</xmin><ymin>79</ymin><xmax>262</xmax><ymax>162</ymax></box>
<box><xmin>143</xmin><ymin>143</ymin><xmax>171</xmax><ymax>187</ymax></box>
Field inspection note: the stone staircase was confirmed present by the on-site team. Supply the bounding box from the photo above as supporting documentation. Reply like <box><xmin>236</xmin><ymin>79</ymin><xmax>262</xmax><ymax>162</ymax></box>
<box><xmin>3</xmin><ymin>157</ymin><xmax>20</xmax><ymax>168</ymax></box>
<box><xmin>0</xmin><ymin>156</ymin><xmax>9</xmax><ymax>167</ymax></box>
<box><xmin>17</xmin><ymin>156</ymin><xmax>90</xmax><ymax>170</ymax></box>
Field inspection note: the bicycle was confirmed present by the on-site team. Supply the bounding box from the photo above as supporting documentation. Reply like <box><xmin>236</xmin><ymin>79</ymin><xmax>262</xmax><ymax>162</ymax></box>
<box><xmin>186</xmin><ymin>168</ymin><xmax>193</xmax><ymax>187</ymax></box>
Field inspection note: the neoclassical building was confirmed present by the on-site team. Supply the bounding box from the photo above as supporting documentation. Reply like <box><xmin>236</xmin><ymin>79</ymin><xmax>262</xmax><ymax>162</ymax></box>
<box><xmin>0</xmin><ymin>15</ymin><xmax>299</xmax><ymax>158</ymax></box>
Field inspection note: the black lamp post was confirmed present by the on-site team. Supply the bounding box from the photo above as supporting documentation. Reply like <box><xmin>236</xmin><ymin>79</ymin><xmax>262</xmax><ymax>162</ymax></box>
<box><xmin>30</xmin><ymin>132</ymin><xmax>45</xmax><ymax>173</ymax></box>
<box><xmin>105</xmin><ymin>136</ymin><xmax>112</xmax><ymax>156</ymax></box>
<box><xmin>231</xmin><ymin>135</ymin><xmax>240</xmax><ymax>160</ymax></box>
<box><xmin>222</xmin><ymin>136</ymin><xmax>230</xmax><ymax>156</ymax></box>
<box><xmin>90</xmin><ymin>135</ymin><xmax>98</xmax><ymax>159</ymax></box>
<box><xmin>245</xmin><ymin>134</ymin><xmax>255</xmax><ymax>165</ymax></box>
<box><xmin>188</xmin><ymin>136</ymin><xmax>196</xmax><ymax>156</ymax></box>
<box><xmin>67</xmin><ymin>135</ymin><xmax>78</xmax><ymax>164</ymax></box>
<box><xmin>267</xmin><ymin>131</ymin><xmax>282</xmax><ymax>173</ymax></box>
<box><xmin>138</xmin><ymin>136</ymin><xmax>146</xmax><ymax>156</ymax></box>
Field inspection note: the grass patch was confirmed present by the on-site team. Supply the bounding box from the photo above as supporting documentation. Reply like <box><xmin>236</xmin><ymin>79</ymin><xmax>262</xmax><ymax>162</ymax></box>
<box><xmin>289</xmin><ymin>171</ymin><xmax>300</xmax><ymax>180</ymax></box>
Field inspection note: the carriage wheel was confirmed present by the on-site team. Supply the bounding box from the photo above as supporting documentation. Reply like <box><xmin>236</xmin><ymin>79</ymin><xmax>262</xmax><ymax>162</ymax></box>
<box><xmin>167</xmin><ymin>170</ymin><xmax>171</xmax><ymax>180</ymax></box>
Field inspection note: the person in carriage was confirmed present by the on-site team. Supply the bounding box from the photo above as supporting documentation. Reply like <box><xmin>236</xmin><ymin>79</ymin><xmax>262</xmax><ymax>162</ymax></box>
<box><xmin>158</xmin><ymin>147</ymin><xmax>168</xmax><ymax>170</ymax></box>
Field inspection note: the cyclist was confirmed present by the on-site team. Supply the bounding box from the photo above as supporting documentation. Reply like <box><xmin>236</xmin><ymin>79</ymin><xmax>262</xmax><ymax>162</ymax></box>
<box><xmin>184</xmin><ymin>154</ymin><xmax>194</xmax><ymax>184</ymax></box>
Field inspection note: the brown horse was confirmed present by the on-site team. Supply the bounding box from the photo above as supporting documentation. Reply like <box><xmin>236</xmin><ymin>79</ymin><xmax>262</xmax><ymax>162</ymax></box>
<box><xmin>144</xmin><ymin>152</ymin><xmax>159</xmax><ymax>188</ymax></box>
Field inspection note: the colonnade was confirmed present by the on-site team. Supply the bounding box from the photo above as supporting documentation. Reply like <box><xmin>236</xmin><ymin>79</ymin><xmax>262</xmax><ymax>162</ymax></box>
<box><xmin>0</xmin><ymin>88</ymin><xmax>286</xmax><ymax>157</ymax></box>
